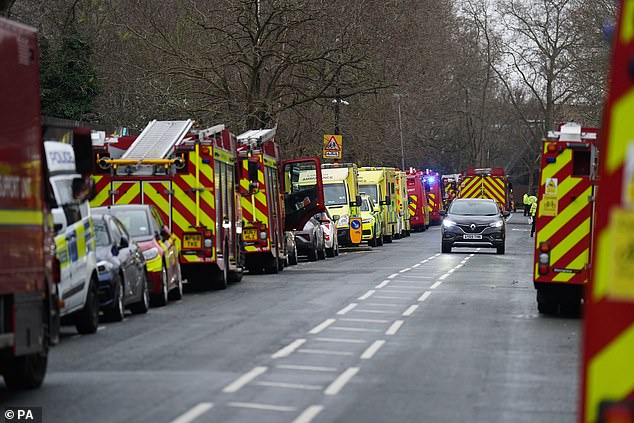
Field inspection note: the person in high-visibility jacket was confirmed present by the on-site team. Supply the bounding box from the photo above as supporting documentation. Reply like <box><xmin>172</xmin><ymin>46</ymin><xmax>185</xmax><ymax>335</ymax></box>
<box><xmin>523</xmin><ymin>193</ymin><xmax>530</xmax><ymax>216</ymax></box>
<box><xmin>529</xmin><ymin>198</ymin><xmax>537</xmax><ymax>237</ymax></box>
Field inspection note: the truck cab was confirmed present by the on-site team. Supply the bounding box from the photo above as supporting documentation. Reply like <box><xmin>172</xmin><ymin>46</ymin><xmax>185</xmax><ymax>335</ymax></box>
<box><xmin>321</xmin><ymin>163</ymin><xmax>362</xmax><ymax>247</ymax></box>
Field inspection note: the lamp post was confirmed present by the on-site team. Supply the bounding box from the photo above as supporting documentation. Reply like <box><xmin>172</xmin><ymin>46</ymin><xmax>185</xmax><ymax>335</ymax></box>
<box><xmin>394</xmin><ymin>93</ymin><xmax>405</xmax><ymax>170</ymax></box>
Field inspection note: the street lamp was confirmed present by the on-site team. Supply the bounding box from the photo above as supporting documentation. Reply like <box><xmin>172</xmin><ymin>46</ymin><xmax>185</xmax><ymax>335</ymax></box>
<box><xmin>394</xmin><ymin>93</ymin><xmax>405</xmax><ymax>170</ymax></box>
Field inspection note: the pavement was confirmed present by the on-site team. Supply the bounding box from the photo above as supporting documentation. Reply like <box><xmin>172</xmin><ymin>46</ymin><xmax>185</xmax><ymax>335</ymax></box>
<box><xmin>0</xmin><ymin>213</ymin><xmax>580</xmax><ymax>423</ymax></box>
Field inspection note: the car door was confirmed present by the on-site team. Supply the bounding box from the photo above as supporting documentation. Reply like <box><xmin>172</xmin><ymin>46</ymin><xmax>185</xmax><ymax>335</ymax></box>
<box><xmin>107</xmin><ymin>217</ymin><xmax>132</xmax><ymax>299</ymax></box>
<box><xmin>115</xmin><ymin>219</ymin><xmax>142</xmax><ymax>298</ymax></box>
<box><xmin>149</xmin><ymin>206</ymin><xmax>177</xmax><ymax>285</ymax></box>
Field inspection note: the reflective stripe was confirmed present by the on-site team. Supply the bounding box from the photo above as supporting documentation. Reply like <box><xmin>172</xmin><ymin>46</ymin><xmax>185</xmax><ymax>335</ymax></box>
<box><xmin>0</xmin><ymin>209</ymin><xmax>44</xmax><ymax>226</ymax></box>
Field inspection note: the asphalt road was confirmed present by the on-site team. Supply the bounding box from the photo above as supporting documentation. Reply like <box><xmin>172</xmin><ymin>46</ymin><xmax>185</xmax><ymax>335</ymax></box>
<box><xmin>0</xmin><ymin>213</ymin><xmax>580</xmax><ymax>423</ymax></box>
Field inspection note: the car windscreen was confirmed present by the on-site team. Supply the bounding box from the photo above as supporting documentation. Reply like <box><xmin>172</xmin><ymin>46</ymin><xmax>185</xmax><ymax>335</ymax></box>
<box><xmin>93</xmin><ymin>219</ymin><xmax>111</xmax><ymax>247</ymax></box>
<box><xmin>449</xmin><ymin>201</ymin><xmax>499</xmax><ymax>216</ymax></box>
<box><xmin>108</xmin><ymin>210</ymin><xmax>152</xmax><ymax>237</ymax></box>
<box><xmin>359</xmin><ymin>184</ymin><xmax>378</xmax><ymax>203</ymax></box>
<box><xmin>324</xmin><ymin>183</ymin><xmax>348</xmax><ymax>206</ymax></box>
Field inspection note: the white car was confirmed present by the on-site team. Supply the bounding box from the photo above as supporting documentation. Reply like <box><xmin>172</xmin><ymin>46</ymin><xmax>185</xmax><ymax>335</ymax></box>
<box><xmin>316</xmin><ymin>211</ymin><xmax>339</xmax><ymax>257</ymax></box>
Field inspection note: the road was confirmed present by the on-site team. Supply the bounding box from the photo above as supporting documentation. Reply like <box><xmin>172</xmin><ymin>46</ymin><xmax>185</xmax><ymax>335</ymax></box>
<box><xmin>0</xmin><ymin>214</ymin><xmax>580</xmax><ymax>423</ymax></box>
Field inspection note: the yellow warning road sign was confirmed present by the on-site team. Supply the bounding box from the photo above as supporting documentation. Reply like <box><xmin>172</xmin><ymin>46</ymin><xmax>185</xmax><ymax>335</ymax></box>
<box><xmin>323</xmin><ymin>135</ymin><xmax>342</xmax><ymax>159</ymax></box>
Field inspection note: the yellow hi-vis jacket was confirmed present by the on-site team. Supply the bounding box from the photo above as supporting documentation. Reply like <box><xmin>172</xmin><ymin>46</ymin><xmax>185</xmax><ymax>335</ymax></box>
<box><xmin>523</xmin><ymin>193</ymin><xmax>530</xmax><ymax>205</ymax></box>
<box><xmin>530</xmin><ymin>201</ymin><xmax>537</xmax><ymax>216</ymax></box>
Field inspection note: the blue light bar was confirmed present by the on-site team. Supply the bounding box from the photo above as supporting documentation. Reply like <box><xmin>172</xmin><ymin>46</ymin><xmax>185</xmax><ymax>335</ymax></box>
<box><xmin>428</xmin><ymin>176</ymin><xmax>436</xmax><ymax>184</ymax></box>
<box><xmin>545</xmin><ymin>157</ymin><xmax>556</xmax><ymax>164</ymax></box>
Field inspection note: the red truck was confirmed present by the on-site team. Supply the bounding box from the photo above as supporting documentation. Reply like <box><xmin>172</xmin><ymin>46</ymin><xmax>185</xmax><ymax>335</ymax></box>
<box><xmin>0</xmin><ymin>17</ymin><xmax>93</xmax><ymax>388</ymax></box>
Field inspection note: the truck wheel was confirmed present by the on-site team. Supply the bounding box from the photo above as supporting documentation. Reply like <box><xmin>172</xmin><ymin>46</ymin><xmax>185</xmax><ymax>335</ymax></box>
<box><xmin>369</xmin><ymin>233</ymin><xmax>377</xmax><ymax>247</ymax></box>
<box><xmin>560</xmin><ymin>299</ymin><xmax>582</xmax><ymax>317</ymax></box>
<box><xmin>265</xmin><ymin>257</ymin><xmax>279</xmax><ymax>274</ymax></box>
<box><xmin>215</xmin><ymin>245</ymin><xmax>229</xmax><ymax>289</ymax></box>
<box><xmin>3</xmin><ymin>352</ymin><xmax>48</xmax><ymax>390</ymax></box>
<box><xmin>168</xmin><ymin>265</ymin><xmax>183</xmax><ymax>300</ymax></box>
<box><xmin>129</xmin><ymin>275</ymin><xmax>150</xmax><ymax>314</ymax></box>
<box><xmin>75</xmin><ymin>276</ymin><xmax>99</xmax><ymax>334</ymax></box>
<box><xmin>104</xmin><ymin>277</ymin><xmax>125</xmax><ymax>322</ymax></box>
<box><xmin>384</xmin><ymin>234</ymin><xmax>393</xmax><ymax>244</ymax></box>
<box><xmin>536</xmin><ymin>289</ymin><xmax>558</xmax><ymax>314</ymax></box>
<box><xmin>377</xmin><ymin>234</ymin><xmax>384</xmax><ymax>246</ymax></box>
<box><xmin>151</xmin><ymin>266</ymin><xmax>169</xmax><ymax>306</ymax></box>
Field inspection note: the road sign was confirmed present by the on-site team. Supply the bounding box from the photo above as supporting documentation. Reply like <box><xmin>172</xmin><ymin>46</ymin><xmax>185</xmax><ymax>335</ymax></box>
<box><xmin>323</xmin><ymin>135</ymin><xmax>342</xmax><ymax>159</ymax></box>
<box><xmin>545</xmin><ymin>178</ymin><xmax>558</xmax><ymax>195</ymax></box>
<box><xmin>349</xmin><ymin>217</ymin><xmax>362</xmax><ymax>244</ymax></box>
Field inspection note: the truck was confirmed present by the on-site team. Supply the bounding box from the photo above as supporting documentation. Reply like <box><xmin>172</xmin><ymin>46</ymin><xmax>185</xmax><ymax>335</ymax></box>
<box><xmin>236</xmin><ymin>129</ymin><xmax>287</xmax><ymax>274</ymax></box>
<box><xmin>422</xmin><ymin>170</ymin><xmax>444</xmax><ymax>225</ymax></box>
<box><xmin>0</xmin><ymin>17</ymin><xmax>95</xmax><ymax>389</ymax></box>
<box><xmin>458</xmin><ymin>167</ymin><xmax>512</xmax><ymax>212</ymax></box>
<box><xmin>91</xmin><ymin>121</ymin><xmax>242</xmax><ymax>289</ymax></box>
<box><xmin>406</xmin><ymin>169</ymin><xmax>430</xmax><ymax>232</ymax></box>
<box><xmin>441</xmin><ymin>173</ymin><xmax>461</xmax><ymax>210</ymax></box>
<box><xmin>358</xmin><ymin>167</ymin><xmax>398</xmax><ymax>242</ymax></box>
<box><xmin>321</xmin><ymin>163</ymin><xmax>362</xmax><ymax>247</ymax></box>
<box><xmin>533</xmin><ymin>123</ymin><xmax>599</xmax><ymax>315</ymax></box>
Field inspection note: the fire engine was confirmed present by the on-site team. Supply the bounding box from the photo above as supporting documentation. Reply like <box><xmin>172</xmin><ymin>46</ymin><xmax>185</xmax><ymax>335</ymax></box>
<box><xmin>0</xmin><ymin>18</ymin><xmax>94</xmax><ymax>388</ymax></box>
<box><xmin>236</xmin><ymin>129</ymin><xmax>287</xmax><ymax>274</ymax></box>
<box><xmin>406</xmin><ymin>169</ymin><xmax>430</xmax><ymax>232</ymax></box>
<box><xmin>533</xmin><ymin>123</ymin><xmax>598</xmax><ymax>316</ymax></box>
<box><xmin>458</xmin><ymin>167</ymin><xmax>512</xmax><ymax>211</ymax></box>
<box><xmin>441</xmin><ymin>173</ymin><xmax>461</xmax><ymax>210</ymax></box>
<box><xmin>422</xmin><ymin>170</ymin><xmax>443</xmax><ymax>225</ymax></box>
<box><xmin>91</xmin><ymin>121</ymin><xmax>243</xmax><ymax>289</ymax></box>
<box><xmin>580</xmin><ymin>2</ymin><xmax>634</xmax><ymax>420</ymax></box>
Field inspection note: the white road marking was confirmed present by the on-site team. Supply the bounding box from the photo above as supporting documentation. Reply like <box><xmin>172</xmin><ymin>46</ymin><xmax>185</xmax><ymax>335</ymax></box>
<box><xmin>352</xmin><ymin>309</ymin><xmax>394</xmax><ymax>314</ymax></box>
<box><xmin>223</xmin><ymin>366</ymin><xmax>268</xmax><ymax>393</ymax></box>
<box><xmin>434</xmin><ymin>253</ymin><xmax>441</xmax><ymax>257</ymax></box>
<box><xmin>399</xmin><ymin>268</ymin><xmax>411</xmax><ymax>273</ymax></box>
<box><xmin>361</xmin><ymin>340</ymin><xmax>386</xmax><ymax>359</ymax></box>
<box><xmin>418</xmin><ymin>291</ymin><xmax>432</xmax><ymax>302</ymax></box>
<box><xmin>366</xmin><ymin>303</ymin><xmax>401</xmax><ymax>307</ymax></box>
<box><xmin>373</xmin><ymin>295</ymin><xmax>410</xmax><ymax>300</ymax></box>
<box><xmin>314</xmin><ymin>337</ymin><xmax>368</xmax><ymax>344</ymax></box>
<box><xmin>169</xmin><ymin>403</ymin><xmax>214</xmax><ymax>423</ymax></box>
<box><xmin>402</xmin><ymin>305</ymin><xmax>419</xmax><ymax>316</ymax></box>
<box><xmin>272</xmin><ymin>339</ymin><xmax>307</xmax><ymax>358</ymax></box>
<box><xmin>340</xmin><ymin>317</ymin><xmax>389</xmax><ymax>323</ymax></box>
<box><xmin>276</xmin><ymin>364</ymin><xmax>338</xmax><ymax>372</ymax></box>
<box><xmin>412</xmin><ymin>263</ymin><xmax>421</xmax><ymax>268</ymax></box>
<box><xmin>293</xmin><ymin>405</ymin><xmax>324</xmax><ymax>423</ymax></box>
<box><xmin>329</xmin><ymin>327</ymin><xmax>381</xmax><ymax>332</ymax></box>
<box><xmin>387</xmin><ymin>273</ymin><xmax>399</xmax><ymax>279</ymax></box>
<box><xmin>447</xmin><ymin>269</ymin><xmax>455</xmax><ymax>274</ymax></box>
<box><xmin>298</xmin><ymin>349</ymin><xmax>354</xmax><ymax>356</ymax></box>
<box><xmin>469</xmin><ymin>254</ymin><xmax>475</xmax><ymax>257</ymax></box>
<box><xmin>430</xmin><ymin>281</ymin><xmax>442</xmax><ymax>289</ymax></box>
<box><xmin>254</xmin><ymin>381</ymin><xmax>323</xmax><ymax>390</ymax></box>
<box><xmin>97</xmin><ymin>326</ymin><xmax>106</xmax><ymax>332</ymax></box>
<box><xmin>455</xmin><ymin>264</ymin><xmax>463</xmax><ymax>269</ymax></box>
<box><xmin>375</xmin><ymin>280</ymin><xmax>391</xmax><ymax>288</ymax></box>
<box><xmin>324</xmin><ymin>367</ymin><xmax>360</xmax><ymax>395</ymax></box>
<box><xmin>358</xmin><ymin>290</ymin><xmax>376</xmax><ymax>300</ymax></box>
<box><xmin>420</xmin><ymin>259</ymin><xmax>429</xmax><ymax>264</ymax></box>
<box><xmin>228</xmin><ymin>402</ymin><xmax>297</xmax><ymax>412</ymax></box>
<box><xmin>385</xmin><ymin>320</ymin><xmax>404</xmax><ymax>335</ymax></box>
<box><xmin>309</xmin><ymin>319</ymin><xmax>336</xmax><ymax>334</ymax></box>
<box><xmin>439</xmin><ymin>274</ymin><xmax>449</xmax><ymax>280</ymax></box>
<box><xmin>336</xmin><ymin>303</ymin><xmax>358</xmax><ymax>315</ymax></box>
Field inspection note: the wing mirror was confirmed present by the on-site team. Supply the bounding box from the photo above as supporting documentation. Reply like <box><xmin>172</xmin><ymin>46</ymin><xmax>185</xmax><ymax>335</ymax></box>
<box><xmin>119</xmin><ymin>236</ymin><xmax>129</xmax><ymax>249</ymax></box>
<box><xmin>438</xmin><ymin>210</ymin><xmax>446</xmax><ymax>216</ymax></box>
<box><xmin>160</xmin><ymin>225</ymin><xmax>171</xmax><ymax>241</ymax></box>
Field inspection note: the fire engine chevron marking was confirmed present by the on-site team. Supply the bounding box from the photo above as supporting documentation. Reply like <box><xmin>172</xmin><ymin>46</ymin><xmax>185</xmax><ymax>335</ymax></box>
<box><xmin>586</xmin><ymin>323</ymin><xmax>634</xmax><ymax>423</ymax></box>
<box><xmin>173</xmin><ymin>178</ymin><xmax>214</xmax><ymax>228</ymax></box>
<box><xmin>537</xmin><ymin>185</ymin><xmax>591</xmax><ymax>242</ymax></box>
<box><xmin>114</xmin><ymin>182</ymin><xmax>141</xmax><ymax>205</ymax></box>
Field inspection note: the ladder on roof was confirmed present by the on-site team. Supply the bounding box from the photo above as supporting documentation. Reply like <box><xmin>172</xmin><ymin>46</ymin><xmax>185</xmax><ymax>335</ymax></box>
<box><xmin>237</xmin><ymin>128</ymin><xmax>276</xmax><ymax>147</ymax></box>
<box><xmin>121</xmin><ymin>120</ymin><xmax>193</xmax><ymax>161</ymax></box>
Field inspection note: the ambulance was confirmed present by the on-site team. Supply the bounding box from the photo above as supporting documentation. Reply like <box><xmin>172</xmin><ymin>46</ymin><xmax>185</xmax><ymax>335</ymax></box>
<box><xmin>358</xmin><ymin>167</ymin><xmax>398</xmax><ymax>242</ymax></box>
<box><xmin>321</xmin><ymin>163</ymin><xmax>362</xmax><ymax>247</ymax></box>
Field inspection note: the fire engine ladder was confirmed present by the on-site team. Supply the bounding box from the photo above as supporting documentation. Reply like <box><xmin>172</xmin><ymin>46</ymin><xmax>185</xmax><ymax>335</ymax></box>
<box><xmin>237</xmin><ymin>128</ymin><xmax>276</xmax><ymax>148</ymax></box>
<box><xmin>116</xmin><ymin>120</ymin><xmax>193</xmax><ymax>175</ymax></box>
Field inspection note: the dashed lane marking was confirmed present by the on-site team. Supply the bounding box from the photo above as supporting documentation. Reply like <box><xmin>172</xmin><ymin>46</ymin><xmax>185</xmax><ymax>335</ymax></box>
<box><xmin>358</xmin><ymin>290</ymin><xmax>375</xmax><ymax>300</ymax></box>
<box><xmin>293</xmin><ymin>405</ymin><xmax>324</xmax><ymax>423</ymax></box>
<box><xmin>336</xmin><ymin>303</ymin><xmax>358</xmax><ymax>315</ymax></box>
<box><xmin>272</xmin><ymin>339</ymin><xmax>307</xmax><ymax>359</ymax></box>
<box><xmin>430</xmin><ymin>281</ymin><xmax>442</xmax><ymax>289</ymax></box>
<box><xmin>412</xmin><ymin>263</ymin><xmax>421</xmax><ymax>268</ymax></box>
<box><xmin>223</xmin><ymin>366</ymin><xmax>268</xmax><ymax>393</ymax></box>
<box><xmin>402</xmin><ymin>305</ymin><xmax>419</xmax><ymax>316</ymax></box>
<box><xmin>227</xmin><ymin>402</ymin><xmax>297</xmax><ymax>412</ymax></box>
<box><xmin>375</xmin><ymin>280</ymin><xmax>390</xmax><ymax>288</ymax></box>
<box><xmin>387</xmin><ymin>273</ymin><xmax>399</xmax><ymax>279</ymax></box>
<box><xmin>324</xmin><ymin>367</ymin><xmax>360</xmax><ymax>396</ymax></box>
<box><xmin>309</xmin><ymin>319</ymin><xmax>336</xmax><ymax>334</ymax></box>
<box><xmin>385</xmin><ymin>320</ymin><xmax>404</xmax><ymax>336</ymax></box>
<box><xmin>418</xmin><ymin>291</ymin><xmax>432</xmax><ymax>302</ymax></box>
<box><xmin>399</xmin><ymin>268</ymin><xmax>411</xmax><ymax>273</ymax></box>
<box><xmin>361</xmin><ymin>340</ymin><xmax>386</xmax><ymax>359</ymax></box>
<box><xmin>168</xmin><ymin>403</ymin><xmax>214</xmax><ymax>423</ymax></box>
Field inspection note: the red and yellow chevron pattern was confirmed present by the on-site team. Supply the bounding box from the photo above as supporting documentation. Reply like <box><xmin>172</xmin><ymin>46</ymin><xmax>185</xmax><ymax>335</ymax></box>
<box><xmin>459</xmin><ymin>175</ymin><xmax>507</xmax><ymax>209</ymax></box>
<box><xmin>427</xmin><ymin>193</ymin><xmax>436</xmax><ymax>213</ymax></box>
<box><xmin>239</xmin><ymin>156</ymin><xmax>271</xmax><ymax>253</ymax></box>
<box><xmin>581</xmin><ymin>2</ymin><xmax>634</xmax><ymax>421</ymax></box>
<box><xmin>408</xmin><ymin>194</ymin><xmax>417</xmax><ymax>217</ymax></box>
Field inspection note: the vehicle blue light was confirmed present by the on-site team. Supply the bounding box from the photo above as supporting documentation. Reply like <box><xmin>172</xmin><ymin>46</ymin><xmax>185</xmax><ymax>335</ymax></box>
<box><xmin>428</xmin><ymin>176</ymin><xmax>436</xmax><ymax>184</ymax></box>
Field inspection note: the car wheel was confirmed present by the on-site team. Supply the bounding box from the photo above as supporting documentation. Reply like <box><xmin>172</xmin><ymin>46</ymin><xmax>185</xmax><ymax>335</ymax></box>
<box><xmin>130</xmin><ymin>274</ymin><xmax>150</xmax><ymax>314</ymax></box>
<box><xmin>377</xmin><ymin>233</ymin><xmax>384</xmax><ymax>246</ymax></box>
<box><xmin>307</xmin><ymin>246</ymin><xmax>318</xmax><ymax>261</ymax></box>
<box><xmin>151</xmin><ymin>266</ymin><xmax>169</xmax><ymax>307</ymax></box>
<box><xmin>318</xmin><ymin>242</ymin><xmax>326</xmax><ymax>260</ymax></box>
<box><xmin>168</xmin><ymin>264</ymin><xmax>183</xmax><ymax>300</ymax></box>
<box><xmin>2</xmin><ymin>351</ymin><xmax>47</xmax><ymax>390</ymax></box>
<box><xmin>105</xmin><ymin>277</ymin><xmax>125</xmax><ymax>322</ymax></box>
<box><xmin>288</xmin><ymin>245</ymin><xmax>298</xmax><ymax>265</ymax></box>
<box><xmin>75</xmin><ymin>275</ymin><xmax>99</xmax><ymax>334</ymax></box>
<box><xmin>326</xmin><ymin>246</ymin><xmax>335</xmax><ymax>257</ymax></box>
<box><xmin>496</xmin><ymin>244</ymin><xmax>505</xmax><ymax>255</ymax></box>
<box><xmin>441</xmin><ymin>242</ymin><xmax>452</xmax><ymax>254</ymax></box>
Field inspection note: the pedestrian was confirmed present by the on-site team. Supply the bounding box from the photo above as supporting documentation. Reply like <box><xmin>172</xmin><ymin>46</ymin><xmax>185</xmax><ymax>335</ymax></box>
<box><xmin>523</xmin><ymin>192</ymin><xmax>530</xmax><ymax>216</ymax></box>
<box><xmin>530</xmin><ymin>198</ymin><xmax>537</xmax><ymax>237</ymax></box>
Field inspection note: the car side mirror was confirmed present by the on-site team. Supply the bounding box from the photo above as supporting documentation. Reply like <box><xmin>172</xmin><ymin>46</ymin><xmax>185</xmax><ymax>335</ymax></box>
<box><xmin>119</xmin><ymin>236</ymin><xmax>129</xmax><ymax>249</ymax></box>
<box><xmin>160</xmin><ymin>225</ymin><xmax>170</xmax><ymax>241</ymax></box>
<box><xmin>502</xmin><ymin>211</ymin><xmax>510</xmax><ymax>218</ymax></box>
<box><xmin>438</xmin><ymin>210</ymin><xmax>446</xmax><ymax>216</ymax></box>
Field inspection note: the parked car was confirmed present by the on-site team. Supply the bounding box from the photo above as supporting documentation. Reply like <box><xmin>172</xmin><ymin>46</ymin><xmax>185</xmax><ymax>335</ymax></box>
<box><xmin>92</xmin><ymin>204</ymin><xmax>183</xmax><ymax>306</ymax></box>
<box><xmin>93</xmin><ymin>213</ymin><xmax>150</xmax><ymax>321</ymax></box>
<box><xmin>295</xmin><ymin>215</ymin><xmax>326</xmax><ymax>261</ymax></box>
<box><xmin>316</xmin><ymin>210</ymin><xmax>339</xmax><ymax>257</ymax></box>
<box><xmin>360</xmin><ymin>193</ymin><xmax>383</xmax><ymax>247</ymax></box>
<box><xmin>440</xmin><ymin>198</ymin><xmax>509</xmax><ymax>254</ymax></box>
<box><xmin>285</xmin><ymin>231</ymin><xmax>299</xmax><ymax>266</ymax></box>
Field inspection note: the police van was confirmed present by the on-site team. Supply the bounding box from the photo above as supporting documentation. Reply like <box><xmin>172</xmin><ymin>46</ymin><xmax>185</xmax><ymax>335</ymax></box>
<box><xmin>45</xmin><ymin>141</ymin><xmax>99</xmax><ymax>334</ymax></box>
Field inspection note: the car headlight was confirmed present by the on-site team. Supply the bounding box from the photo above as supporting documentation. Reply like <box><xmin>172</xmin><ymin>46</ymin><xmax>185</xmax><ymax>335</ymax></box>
<box><xmin>97</xmin><ymin>260</ymin><xmax>114</xmax><ymax>274</ymax></box>
<box><xmin>489</xmin><ymin>220</ymin><xmax>504</xmax><ymax>228</ymax></box>
<box><xmin>143</xmin><ymin>247</ymin><xmax>159</xmax><ymax>260</ymax></box>
<box><xmin>337</xmin><ymin>214</ymin><xmax>349</xmax><ymax>227</ymax></box>
<box><xmin>442</xmin><ymin>219</ymin><xmax>456</xmax><ymax>228</ymax></box>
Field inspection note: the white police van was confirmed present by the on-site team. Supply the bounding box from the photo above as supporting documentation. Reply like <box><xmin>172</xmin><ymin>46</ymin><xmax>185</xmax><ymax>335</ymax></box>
<box><xmin>45</xmin><ymin>141</ymin><xmax>99</xmax><ymax>334</ymax></box>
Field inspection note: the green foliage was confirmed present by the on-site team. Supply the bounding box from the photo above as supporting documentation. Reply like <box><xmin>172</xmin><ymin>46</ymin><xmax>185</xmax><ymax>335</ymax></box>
<box><xmin>40</xmin><ymin>25</ymin><xmax>100</xmax><ymax>120</ymax></box>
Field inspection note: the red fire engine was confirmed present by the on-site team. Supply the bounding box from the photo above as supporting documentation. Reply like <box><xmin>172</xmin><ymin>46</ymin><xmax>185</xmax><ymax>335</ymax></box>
<box><xmin>406</xmin><ymin>169</ymin><xmax>430</xmax><ymax>231</ymax></box>
<box><xmin>422</xmin><ymin>170</ymin><xmax>443</xmax><ymax>225</ymax></box>
<box><xmin>458</xmin><ymin>167</ymin><xmax>512</xmax><ymax>211</ymax></box>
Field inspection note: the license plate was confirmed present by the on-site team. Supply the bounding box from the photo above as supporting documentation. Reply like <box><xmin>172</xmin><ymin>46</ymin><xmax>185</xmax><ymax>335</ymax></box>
<box><xmin>463</xmin><ymin>234</ymin><xmax>482</xmax><ymax>240</ymax></box>
<box><xmin>183</xmin><ymin>234</ymin><xmax>201</xmax><ymax>249</ymax></box>
<box><xmin>243</xmin><ymin>228</ymin><xmax>258</xmax><ymax>242</ymax></box>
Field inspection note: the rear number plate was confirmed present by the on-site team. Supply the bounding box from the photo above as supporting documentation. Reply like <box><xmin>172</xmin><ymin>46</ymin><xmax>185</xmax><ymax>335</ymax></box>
<box><xmin>243</xmin><ymin>229</ymin><xmax>258</xmax><ymax>242</ymax></box>
<box><xmin>183</xmin><ymin>234</ymin><xmax>201</xmax><ymax>249</ymax></box>
<box><xmin>463</xmin><ymin>234</ymin><xmax>482</xmax><ymax>240</ymax></box>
